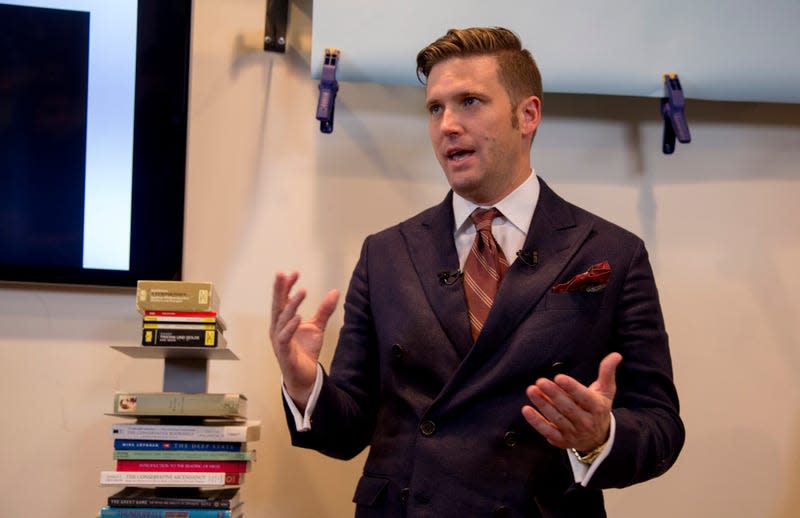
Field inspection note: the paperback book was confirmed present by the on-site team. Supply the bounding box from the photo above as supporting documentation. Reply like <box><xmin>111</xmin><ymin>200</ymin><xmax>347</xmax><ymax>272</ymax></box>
<box><xmin>114</xmin><ymin>439</ymin><xmax>245</xmax><ymax>451</ymax></box>
<box><xmin>111</xmin><ymin>393</ymin><xmax>247</xmax><ymax>418</ymax></box>
<box><xmin>136</xmin><ymin>280</ymin><xmax>220</xmax><ymax>314</ymax></box>
<box><xmin>113</xmin><ymin>450</ymin><xmax>254</xmax><ymax>461</ymax></box>
<box><xmin>111</xmin><ymin>420</ymin><xmax>261</xmax><ymax>442</ymax></box>
<box><xmin>99</xmin><ymin>507</ymin><xmax>241</xmax><ymax>518</ymax></box>
<box><xmin>116</xmin><ymin>459</ymin><xmax>249</xmax><ymax>473</ymax></box>
<box><xmin>107</xmin><ymin>487</ymin><xmax>241</xmax><ymax>510</ymax></box>
<box><xmin>99</xmin><ymin>471</ymin><xmax>245</xmax><ymax>486</ymax></box>
<box><xmin>141</xmin><ymin>327</ymin><xmax>226</xmax><ymax>348</ymax></box>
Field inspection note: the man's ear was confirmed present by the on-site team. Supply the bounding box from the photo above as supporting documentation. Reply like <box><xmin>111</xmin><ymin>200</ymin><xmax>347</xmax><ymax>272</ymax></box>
<box><xmin>519</xmin><ymin>95</ymin><xmax>542</xmax><ymax>138</ymax></box>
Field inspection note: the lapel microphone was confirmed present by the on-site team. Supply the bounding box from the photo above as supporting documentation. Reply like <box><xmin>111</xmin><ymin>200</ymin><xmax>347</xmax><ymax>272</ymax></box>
<box><xmin>437</xmin><ymin>269</ymin><xmax>462</xmax><ymax>286</ymax></box>
<box><xmin>516</xmin><ymin>250</ymin><xmax>539</xmax><ymax>267</ymax></box>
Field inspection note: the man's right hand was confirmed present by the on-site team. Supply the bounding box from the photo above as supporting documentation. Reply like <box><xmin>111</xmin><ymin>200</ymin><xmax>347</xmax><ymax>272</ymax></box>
<box><xmin>270</xmin><ymin>271</ymin><xmax>340</xmax><ymax>410</ymax></box>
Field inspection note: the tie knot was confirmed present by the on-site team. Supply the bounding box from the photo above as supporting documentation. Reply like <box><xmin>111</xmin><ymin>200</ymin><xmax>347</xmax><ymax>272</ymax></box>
<box><xmin>470</xmin><ymin>207</ymin><xmax>501</xmax><ymax>231</ymax></box>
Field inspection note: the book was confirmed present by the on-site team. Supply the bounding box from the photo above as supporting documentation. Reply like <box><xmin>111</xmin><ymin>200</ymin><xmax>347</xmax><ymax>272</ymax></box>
<box><xmin>116</xmin><ymin>459</ymin><xmax>249</xmax><ymax>473</ymax></box>
<box><xmin>107</xmin><ymin>487</ymin><xmax>241</xmax><ymax>510</ymax></box>
<box><xmin>100</xmin><ymin>506</ymin><xmax>241</xmax><ymax>518</ymax></box>
<box><xmin>141</xmin><ymin>328</ymin><xmax>227</xmax><ymax>348</ymax></box>
<box><xmin>99</xmin><ymin>470</ymin><xmax>245</xmax><ymax>486</ymax></box>
<box><xmin>112</xmin><ymin>393</ymin><xmax>247</xmax><ymax>418</ymax></box>
<box><xmin>111</xmin><ymin>420</ymin><xmax>261</xmax><ymax>442</ymax></box>
<box><xmin>114</xmin><ymin>439</ymin><xmax>244</xmax><ymax>451</ymax></box>
<box><xmin>136</xmin><ymin>280</ymin><xmax>220</xmax><ymax>313</ymax></box>
<box><xmin>144</xmin><ymin>310</ymin><xmax>227</xmax><ymax>330</ymax></box>
<box><xmin>113</xmin><ymin>450</ymin><xmax>254</xmax><ymax>461</ymax></box>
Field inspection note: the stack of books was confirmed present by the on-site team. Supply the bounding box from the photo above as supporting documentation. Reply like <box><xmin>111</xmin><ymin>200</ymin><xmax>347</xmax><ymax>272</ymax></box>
<box><xmin>99</xmin><ymin>280</ymin><xmax>258</xmax><ymax>518</ymax></box>
<box><xmin>136</xmin><ymin>281</ymin><xmax>226</xmax><ymax>348</ymax></box>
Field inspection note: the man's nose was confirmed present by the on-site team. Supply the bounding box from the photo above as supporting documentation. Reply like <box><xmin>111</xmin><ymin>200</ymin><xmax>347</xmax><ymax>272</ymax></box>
<box><xmin>439</xmin><ymin>108</ymin><xmax>462</xmax><ymax>135</ymax></box>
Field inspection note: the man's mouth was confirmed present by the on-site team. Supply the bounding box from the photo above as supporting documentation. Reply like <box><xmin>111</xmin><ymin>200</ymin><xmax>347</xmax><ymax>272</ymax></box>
<box><xmin>446</xmin><ymin>148</ymin><xmax>475</xmax><ymax>162</ymax></box>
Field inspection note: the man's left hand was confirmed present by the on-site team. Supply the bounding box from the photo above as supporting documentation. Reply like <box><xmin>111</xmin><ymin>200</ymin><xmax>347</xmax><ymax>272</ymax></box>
<box><xmin>522</xmin><ymin>352</ymin><xmax>622</xmax><ymax>452</ymax></box>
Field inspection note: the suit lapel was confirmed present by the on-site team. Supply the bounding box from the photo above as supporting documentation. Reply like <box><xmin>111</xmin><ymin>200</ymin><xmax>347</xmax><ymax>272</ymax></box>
<box><xmin>400</xmin><ymin>193</ymin><xmax>473</xmax><ymax>357</ymax></box>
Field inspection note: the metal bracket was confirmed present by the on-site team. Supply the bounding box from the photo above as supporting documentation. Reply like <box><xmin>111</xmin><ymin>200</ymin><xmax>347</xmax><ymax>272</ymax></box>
<box><xmin>264</xmin><ymin>0</ymin><xmax>288</xmax><ymax>52</ymax></box>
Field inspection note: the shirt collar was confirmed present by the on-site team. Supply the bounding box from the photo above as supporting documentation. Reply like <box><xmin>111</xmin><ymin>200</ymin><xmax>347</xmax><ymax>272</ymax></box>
<box><xmin>452</xmin><ymin>170</ymin><xmax>540</xmax><ymax>235</ymax></box>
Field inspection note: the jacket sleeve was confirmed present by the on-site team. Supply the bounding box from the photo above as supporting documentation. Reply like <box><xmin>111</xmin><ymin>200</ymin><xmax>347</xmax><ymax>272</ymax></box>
<box><xmin>587</xmin><ymin>240</ymin><xmax>685</xmax><ymax>488</ymax></box>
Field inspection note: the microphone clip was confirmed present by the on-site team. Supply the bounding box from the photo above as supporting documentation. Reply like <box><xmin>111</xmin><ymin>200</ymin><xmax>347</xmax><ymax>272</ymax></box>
<box><xmin>516</xmin><ymin>250</ymin><xmax>538</xmax><ymax>268</ymax></box>
<box><xmin>437</xmin><ymin>269</ymin><xmax>462</xmax><ymax>286</ymax></box>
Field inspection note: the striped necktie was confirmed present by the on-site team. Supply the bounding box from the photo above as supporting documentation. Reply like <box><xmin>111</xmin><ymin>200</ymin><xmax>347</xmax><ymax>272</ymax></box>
<box><xmin>463</xmin><ymin>207</ymin><xmax>509</xmax><ymax>340</ymax></box>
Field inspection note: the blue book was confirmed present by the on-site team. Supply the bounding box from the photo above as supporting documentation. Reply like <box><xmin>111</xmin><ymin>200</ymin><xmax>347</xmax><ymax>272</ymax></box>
<box><xmin>114</xmin><ymin>439</ymin><xmax>243</xmax><ymax>452</ymax></box>
<box><xmin>100</xmin><ymin>506</ymin><xmax>239</xmax><ymax>517</ymax></box>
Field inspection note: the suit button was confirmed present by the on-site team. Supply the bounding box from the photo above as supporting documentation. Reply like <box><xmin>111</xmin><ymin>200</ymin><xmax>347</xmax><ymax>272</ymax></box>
<box><xmin>419</xmin><ymin>420</ymin><xmax>436</xmax><ymax>436</ymax></box>
<box><xmin>391</xmin><ymin>343</ymin><xmax>404</xmax><ymax>359</ymax></box>
<box><xmin>503</xmin><ymin>431</ymin><xmax>518</xmax><ymax>447</ymax></box>
<box><xmin>493</xmin><ymin>506</ymin><xmax>512</xmax><ymax>518</ymax></box>
<box><xmin>400</xmin><ymin>487</ymin><xmax>410</xmax><ymax>504</ymax></box>
<box><xmin>548</xmin><ymin>361</ymin><xmax>568</xmax><ymax>378</ymax></box>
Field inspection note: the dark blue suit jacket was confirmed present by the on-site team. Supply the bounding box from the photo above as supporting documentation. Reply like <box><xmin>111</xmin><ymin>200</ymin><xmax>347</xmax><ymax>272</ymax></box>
<box><xmin>286</xmin><ymin>178</ymin><xmax>684</xmax><ymax>517</ymax></box>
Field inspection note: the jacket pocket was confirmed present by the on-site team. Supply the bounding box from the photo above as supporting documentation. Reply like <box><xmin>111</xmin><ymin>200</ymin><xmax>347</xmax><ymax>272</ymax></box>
<box><xmin>352</xmin><ymin>474</ymin><xmax>390</xmax><ymax>507</ymax></box>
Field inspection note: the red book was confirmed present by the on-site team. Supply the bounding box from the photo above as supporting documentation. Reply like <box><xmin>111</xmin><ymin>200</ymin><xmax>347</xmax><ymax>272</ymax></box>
<box><xmin>116</xmin><ymin>459</ymin><xmax>249</xmax><ymax>473</ymax></box>
<box><xmin>144</xmin><ymin>310</ymin><xmax>219</xmax><ymax>318</ymax></box>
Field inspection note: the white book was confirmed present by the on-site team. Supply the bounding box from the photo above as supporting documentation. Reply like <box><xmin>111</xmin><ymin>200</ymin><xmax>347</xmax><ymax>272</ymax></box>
<box><xmin>111</xmin><ymin>420</ymin><xmax>261</xmax><ymax>442</ymax></box>
<box><xmin>99</xmin><ymin>471</ymin><xmax>244</xmax><ymax>486</ymax></box>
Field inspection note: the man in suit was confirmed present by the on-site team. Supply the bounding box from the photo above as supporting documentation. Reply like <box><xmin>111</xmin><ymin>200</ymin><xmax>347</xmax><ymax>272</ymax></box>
<box><xmin>270</xmin><ymin>27</ymin><xmax>684</xmax><ymax>517</ymax></box>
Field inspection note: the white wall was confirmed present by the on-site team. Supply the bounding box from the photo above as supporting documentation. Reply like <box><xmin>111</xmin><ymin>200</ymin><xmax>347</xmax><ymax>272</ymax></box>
<box><xmin>1</xmin><ymin>0</ymin><xmax>799</xmax><ymax>516</ymax></box>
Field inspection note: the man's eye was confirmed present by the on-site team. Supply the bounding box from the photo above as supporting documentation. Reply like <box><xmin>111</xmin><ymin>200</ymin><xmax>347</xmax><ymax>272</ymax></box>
<box><xmin>428</xmin><ymin>105</ymin><xmax>442</xmax><ymax>115</ymax></box>
<box><xmin>464</xmin><ymin>97</ymin><xmax>478</xmax><ymax>106</ymax></box>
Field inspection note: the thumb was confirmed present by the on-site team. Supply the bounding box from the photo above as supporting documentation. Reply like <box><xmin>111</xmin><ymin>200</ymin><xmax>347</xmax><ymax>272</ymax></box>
<box><xmin>593</xmin><ymin>352</ymin><xmax>623</xmax><ymax>399</ymax></box>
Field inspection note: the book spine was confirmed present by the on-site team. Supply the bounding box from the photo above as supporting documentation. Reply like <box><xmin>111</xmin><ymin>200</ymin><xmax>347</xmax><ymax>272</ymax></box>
<box><xmin>100</xmin><ymin>471</ymin><xmax>244</xmax><ymax>486</ymax></box>
<box><xmin>106</xmin><ymin>498</ymin><xmax>234</xmax><ymax>510</ymax></box>
<box><xmin>144</xmin><ymin>310</ymin><xmax>219</xmax><ymax>318</ymax></box>
<box><xmin>143</xmin><ymin>323</ymin><xmax>219</xmax><ymax>330</ymax></box>
<box><xmin>114</xmin><ymin>439</ymin><xmax>244</xmax><ymax>451</ymax></box>
<box><xmin>100</xmin><ymin>506</ymin><xmax>232</xmax><ymax>517</ymax></box>
<box><xmin>136</xmin><ymin>281</ymin><xmax>219</xmax><ymax>313</ymax></box>
<box><xmin>141</xmin><ymin>328</ymin><xmax>224</xmax><ymax>347</ymax></box>
<box><xmin>116</xmin><ymin>460</ymin><xmax>249</xmax><ymax>473</ymax></box>
<box><xmin>112</xmin><ymin>393</ymin><xmax>246</xmax><ymax>417</ymax></box>
<box><xmin>114</xmin><ymin>450</ymin><xmax>253</xmax><ymax>461</ymax></box>
<box><xmin>111</xmin><ymin>423</ymin><xmax>259</xmax><ymax>442</ymax></box>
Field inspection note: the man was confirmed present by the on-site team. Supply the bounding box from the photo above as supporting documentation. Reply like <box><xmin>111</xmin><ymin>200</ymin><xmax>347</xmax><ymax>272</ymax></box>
<box><xmin>271</xmin><ymin>27</ymin><xmax>684</xmax><ymax>517</ymax></box>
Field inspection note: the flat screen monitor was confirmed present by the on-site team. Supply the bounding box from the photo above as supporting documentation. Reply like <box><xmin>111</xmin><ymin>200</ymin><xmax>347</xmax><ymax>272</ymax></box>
<box><xmin>0</xmin><ymin>0</ymin><xmax>191</xmax><ymax>287</ymax></box>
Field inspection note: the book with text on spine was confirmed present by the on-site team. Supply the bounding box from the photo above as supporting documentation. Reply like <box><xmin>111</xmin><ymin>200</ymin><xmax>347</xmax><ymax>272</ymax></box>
<box><xmin>107</xmin><ymin>486</ymin><xmax>241</xmax><ymax>510</ymax></box>
<box><xmin>100</xmin><ymin>470</ymin><xmax>245</xmax><ymax>486</ymax></box>
<box><xmin>144</xmin><ymin>310</ymin><xmax>226</xmax><ymax>329</ymax></box>
<box><xmin>141</xmin><ymin>327</ymin><xmax>226</xmax><ymax>348</ymax></box>
<box><xmin>116</xmin><ymin>459</ymin><xmax>249</xmax><ymax>473</ymax></box>
<box><xmin>99</xmin><ymin>505</ymin><xmax>241</xmax><ymax>518</ymax></box>
<box><xmin>113</xmin><ymin>449</ymin><xmax>254</xmax><ymax>461</ymax></box>
<box><xmin>114</xmin><ymin>439</ymin><xmax>245</xmax><ymax>451</ymax></box>
<box><xmin>136</xmin><ymin>280</ymin><xmax>220</xmax><ymax>313</ymax></box>
<box><xmin>111</xmin><ymin>420</ymin><xmax>261</xmax><ymax>442</ymax></box>
<box><xmin>111</xmin><ymin>392</ymin><xmax>246</xmax><ymax>418</ymax></box>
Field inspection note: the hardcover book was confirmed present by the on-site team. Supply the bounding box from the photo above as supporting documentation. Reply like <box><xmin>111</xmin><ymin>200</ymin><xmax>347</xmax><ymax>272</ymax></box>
<box><xmin>99</xmin><ymin>470</ymin><xmax>245</xmax><ymax>486</ymax></box>
<box><xmin>100</xmin><ymin>506</ymin><xmax>241</xmax><ymax>518</ymax></box>
<box><xmin>113</xmin><ymin>439</ymin><xmax>245</xmax><ymax>451</ymax></box>
<box><xmin>111</xmin><ymin>420</ymin><xmax>261</xmax><ymax>442</ymax></box>
<box><xmin>141</xmin><ymin>328</ymin><xmax>226</xmax><ymax>348</ymax></box>
<box><xmin>113</xmin><ymin>450</ymin><xmax>254</xmax><ymax>461</ymax></box>
<box><xmin>143</xmin><ymin>310</ymin><xmax>227</xmax><ymax>330</ymax></box>
<box><xmin>136</xmin><ymin>280</ymin><xmax>220</xmax><ymax>313</ymax></box>
<box><xmin>112</xmin><ymin>393</ymin><xmax>247</xmax><ymax>418</ymax></box>
<box><xmin>107</xmin><ymin>487</ymin><xmax>241</xmax><ymax>510</ymax></box>
<box><xmin>116</xmin><ymin>459</ymin><xmax>249</xmax><ymax>473</ymax></box>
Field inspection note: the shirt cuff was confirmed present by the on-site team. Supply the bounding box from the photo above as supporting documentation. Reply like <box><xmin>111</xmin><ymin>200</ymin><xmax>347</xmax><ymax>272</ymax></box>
<box><xmin>281</xmin><ymin>364</ymin><xmax>323</xmax><ymax>432</ymax></box>
<box><xmin>567</xmin><ymin>412</ymin><xmax>616</xmax><ymax>487</ymax></box>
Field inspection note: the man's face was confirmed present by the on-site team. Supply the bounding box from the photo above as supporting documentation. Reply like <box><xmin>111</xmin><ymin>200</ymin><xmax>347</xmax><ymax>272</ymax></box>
<box><xmin>425</xmin><ymin>55</ymin><xmax>539</xmax><ymax>205</ymax></box>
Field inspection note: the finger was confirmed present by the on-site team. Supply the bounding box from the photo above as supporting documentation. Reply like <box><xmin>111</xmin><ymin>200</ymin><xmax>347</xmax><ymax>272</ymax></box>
<box><xmin>526</xmin><ymin>383</ymin><xmax>577</xmax><ymax>435</ymax></box>
<box><xmin>552</xmin><ymin>375</ymin><xmax>601</xmax><ymax>413</ymax></box>
<box><xmin>310</xmin><ymin>289</ymin><xmax>340</xmax><ymax>328</ymax></box>
<box><xmin>270</xmin><ymin>271</ymin><xmax>298</xmax><ymax>322</ymax></box>
<box><xmin>271</xmin><ymin>287</ymin><xmax>307</xmax><ymax>338</ymax></box>
<box><xmin>593</xmin><ymin>352</ymin><xmax>623</xmax><ymax>398</ymax></box>
<box><xmin>521</xmin><ymin>405</ymin><xmax>565</xmax><ymax>447</ymax></box>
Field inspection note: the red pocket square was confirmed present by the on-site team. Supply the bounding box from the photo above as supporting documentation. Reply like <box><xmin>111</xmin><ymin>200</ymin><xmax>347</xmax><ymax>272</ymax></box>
<box><xmin>551</xmin><ymin>261</ymin><xmax>611</xmax><ymax>293</ymax></box>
